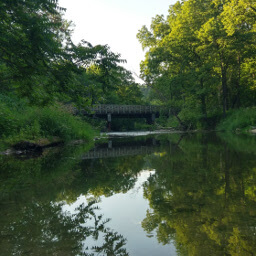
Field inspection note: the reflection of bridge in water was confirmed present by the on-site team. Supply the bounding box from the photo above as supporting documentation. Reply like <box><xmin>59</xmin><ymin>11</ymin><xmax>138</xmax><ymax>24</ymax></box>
<box><xmin>82</xmin><ymin>138</ymin><xmax>162</xmax><ymax>159</ymax></box>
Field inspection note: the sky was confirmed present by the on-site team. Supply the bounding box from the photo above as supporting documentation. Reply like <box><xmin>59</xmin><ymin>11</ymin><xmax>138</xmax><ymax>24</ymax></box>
<box><xmin>58</xmin><ymin>0</ymin><xmax>177</xmax><ymax>83</ymax></box>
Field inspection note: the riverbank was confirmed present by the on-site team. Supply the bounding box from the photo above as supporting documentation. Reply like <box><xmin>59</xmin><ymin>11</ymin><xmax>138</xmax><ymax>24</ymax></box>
<box><xmin>0</xmin><ymin>94</ymin><xmax>96</xmax><ymax>152</ymax></box>
<box><xmin>216</xmin><ymin>108</ymin><xmax>256</xmax><ymax>133</ymax></box>
<box><xmin>163</xmin><ymin>107</ymin><xmax>256</xmax><ymax>134</ymax></box>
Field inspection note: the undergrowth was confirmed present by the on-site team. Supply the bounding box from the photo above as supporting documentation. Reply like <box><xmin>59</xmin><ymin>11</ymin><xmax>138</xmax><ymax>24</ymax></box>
<box><xmin>0</xmin><ymin>94</ymin><xmax>96</xmax><ymax>147</ymax></box>
<box><xmin>217</xmin><ymin>108</ymin><xmax>256</xmax><ymax>131</ymax></box>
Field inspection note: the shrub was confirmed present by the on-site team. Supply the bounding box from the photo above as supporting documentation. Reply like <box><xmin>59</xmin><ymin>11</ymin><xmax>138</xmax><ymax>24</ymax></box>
<box><xmin>38</xmin><ymin>106</ymin><xmax>95</xmax><ymax>140</ymax></box>
<box><xmin>217</xmin><ymin>108</ymin><xmax>256</xmax><ymax>131</ymax></box>
<box><xmin>0</xmin><ymin>94</ymin><xmax>96</xmax><ymax>144</ymax></box>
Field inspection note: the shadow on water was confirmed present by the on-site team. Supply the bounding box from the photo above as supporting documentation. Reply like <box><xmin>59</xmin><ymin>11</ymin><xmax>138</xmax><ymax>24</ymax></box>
<box><xmin>1</xmin><ymin>132</ymin><xmax>256</xmax><ymax>255</ymax></box>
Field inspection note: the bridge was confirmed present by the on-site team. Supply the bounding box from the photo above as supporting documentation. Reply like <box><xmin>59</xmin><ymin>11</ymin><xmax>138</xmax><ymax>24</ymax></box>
<box><xmin>78</xmin><ymin>104</ymin><xmax>170</xmax><ymax>127</ymax></box>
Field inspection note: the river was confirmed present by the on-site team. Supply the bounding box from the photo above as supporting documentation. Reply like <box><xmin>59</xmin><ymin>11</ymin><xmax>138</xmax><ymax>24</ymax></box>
<box><xmin>1</xmin><ymin>132</ymin><xmax>256</xmax><ymax>255</ymax></box>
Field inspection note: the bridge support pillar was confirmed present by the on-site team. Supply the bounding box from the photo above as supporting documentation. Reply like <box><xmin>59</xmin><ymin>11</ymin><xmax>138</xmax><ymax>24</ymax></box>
<box><xmin>107</xmin><ymin>113</ymin><xmax>111</xmax><ymax>122</ymax></box>
<box><xmin>107</xmin><ymin>113</ymin><xmax>111</xmax><ymax>131</ymax></box>
<box><xmin>146</xmin><ymin>113</ymin><xmax>156</xmax><ymax>125</ymax></box>
<box><xmin>152</xmin><ymin>113</ymin><xmax>156</xmax><ymax>123</ymax></box>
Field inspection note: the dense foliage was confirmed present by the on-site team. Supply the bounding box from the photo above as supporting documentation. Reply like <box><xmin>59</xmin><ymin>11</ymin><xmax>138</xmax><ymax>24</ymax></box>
<box><xmin>217</xmin><ymin>107</ymin><xmax>256</xmax><ymax>131</ymax></box>
<box><xmin>0</xmin><ymin>0</ymin><xmax>143</xmax><ymax>107</ymax></box>
<box><xmin>137</xmin><ymin>0</ymin><xmax>256</xmax><ymax>129</ymax></box>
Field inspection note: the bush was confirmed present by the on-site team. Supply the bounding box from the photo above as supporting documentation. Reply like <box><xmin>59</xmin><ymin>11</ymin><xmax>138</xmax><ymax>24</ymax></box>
<box><xmin>217</xmin><ymin>108</ymin><xmax>256</xmax><ymax>131</ymax></box>
<box><xmin>0</xmin><ymin>94</ymin><xmax>96</xmax><ymax>144</ymax></box>
<box><xmin>38</xmin><ymin>106</ymin><xmax>95</xmax><ymax>140</ymax></box>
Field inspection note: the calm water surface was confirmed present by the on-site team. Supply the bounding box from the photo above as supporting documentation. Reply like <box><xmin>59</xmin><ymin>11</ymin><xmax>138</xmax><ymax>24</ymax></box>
<box><xmin>1</xmin><ymin>132</ymin><xmax>256</xmax><ymax>255</ymax></box>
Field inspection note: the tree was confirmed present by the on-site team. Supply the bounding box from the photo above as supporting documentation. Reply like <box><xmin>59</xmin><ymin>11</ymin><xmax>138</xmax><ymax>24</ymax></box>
<box><xmin>0</xmin><ymin>0</ymin><xmax>67</xmax><ymax>103</ymax></box>
<box><xmin>0</xmin><ymin>0</ymin><xmax>136</xmax><ymax>108</ymax></box>
<box><xmin>138</xmin><ymin>0</ymin><xmax>256</xmax><ymax>128</ymax></box>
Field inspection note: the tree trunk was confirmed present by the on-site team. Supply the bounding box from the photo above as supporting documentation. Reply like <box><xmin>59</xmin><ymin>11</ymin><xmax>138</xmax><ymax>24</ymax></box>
<box><xmin>200</xmin><ymin>78</ymin><xmax>207</xmax><ymax>118</ymax></box>
<box><xmin>235</xmin><ymin>55</ymin><xmax>241</xmax><ymax>108</ymax></box>
<box><xmin>171</xmin><ymin>109</ymin><xmax>188</xmax><ymax>130</ymax></box>
<box><xmin>221</xmin><ymin>54</ymin><xmax>228</xmax><ymax>117</ymax></box>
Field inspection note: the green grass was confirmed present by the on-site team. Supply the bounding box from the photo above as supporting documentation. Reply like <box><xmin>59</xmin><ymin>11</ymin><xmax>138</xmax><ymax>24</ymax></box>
<box><xmin>217</xmin><ymin>108</ymin><xmax>256</xmax><ymax>132</ymax></box>
<box><xmin>0</xmin><ymin>94</ymin><xmax>96</xmax><ymax>147</ymax></box>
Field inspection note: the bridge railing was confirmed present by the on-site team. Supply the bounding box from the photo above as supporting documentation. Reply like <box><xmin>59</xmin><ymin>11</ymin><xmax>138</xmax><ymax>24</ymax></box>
<box><xmin>88</xmin><ymin>104</ymin><xmax>167</xmax><ymax>115</ymax></box>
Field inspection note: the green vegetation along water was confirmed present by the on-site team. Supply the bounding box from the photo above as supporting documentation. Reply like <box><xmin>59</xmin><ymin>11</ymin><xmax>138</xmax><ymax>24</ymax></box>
<box><xmin>1</xmin><ymin>132</ymin><xmax>256</xmax><ymax>255</ymax></box>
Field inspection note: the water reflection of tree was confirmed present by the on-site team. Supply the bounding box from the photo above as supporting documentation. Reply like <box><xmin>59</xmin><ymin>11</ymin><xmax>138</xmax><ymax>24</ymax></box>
<box><xmin>79</xmin><ymin>155</ymin><xmax>145</xmax><ymax>198</ymax></box>
<box><xmin>0</xmin><ymin>143</ymin><xmax>148</xmax><ymax>255</ymax></box>
<box><xmin>142</xmin><ymin>133</ymin><xmax>256</xmax><ymax>256</ymax></box>
<box><xmin>1</xmin><ymin>201</ymin><xmax>129</xmax><ymax>256</ymax></box>
<box><xmin>0</xmin><ymin>143</ymin><xmax>145</xmax><ymax>202</ymax></box>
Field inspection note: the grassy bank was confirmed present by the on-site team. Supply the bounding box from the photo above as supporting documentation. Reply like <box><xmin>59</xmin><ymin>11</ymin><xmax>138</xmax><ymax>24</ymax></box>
<box><xmin>0</xmin><ymin>94</ymin><xmax>96</xmax><ymax>150</ymax></box>
<box><xmin>217</xmin><ymin>108</ymin><xmax>256</xmax><ymax>132</ymax></box>
<box><xmin>158</xmin><ymin>107</ymin><xmax>256</xmax><ymax>133</ymax></box>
